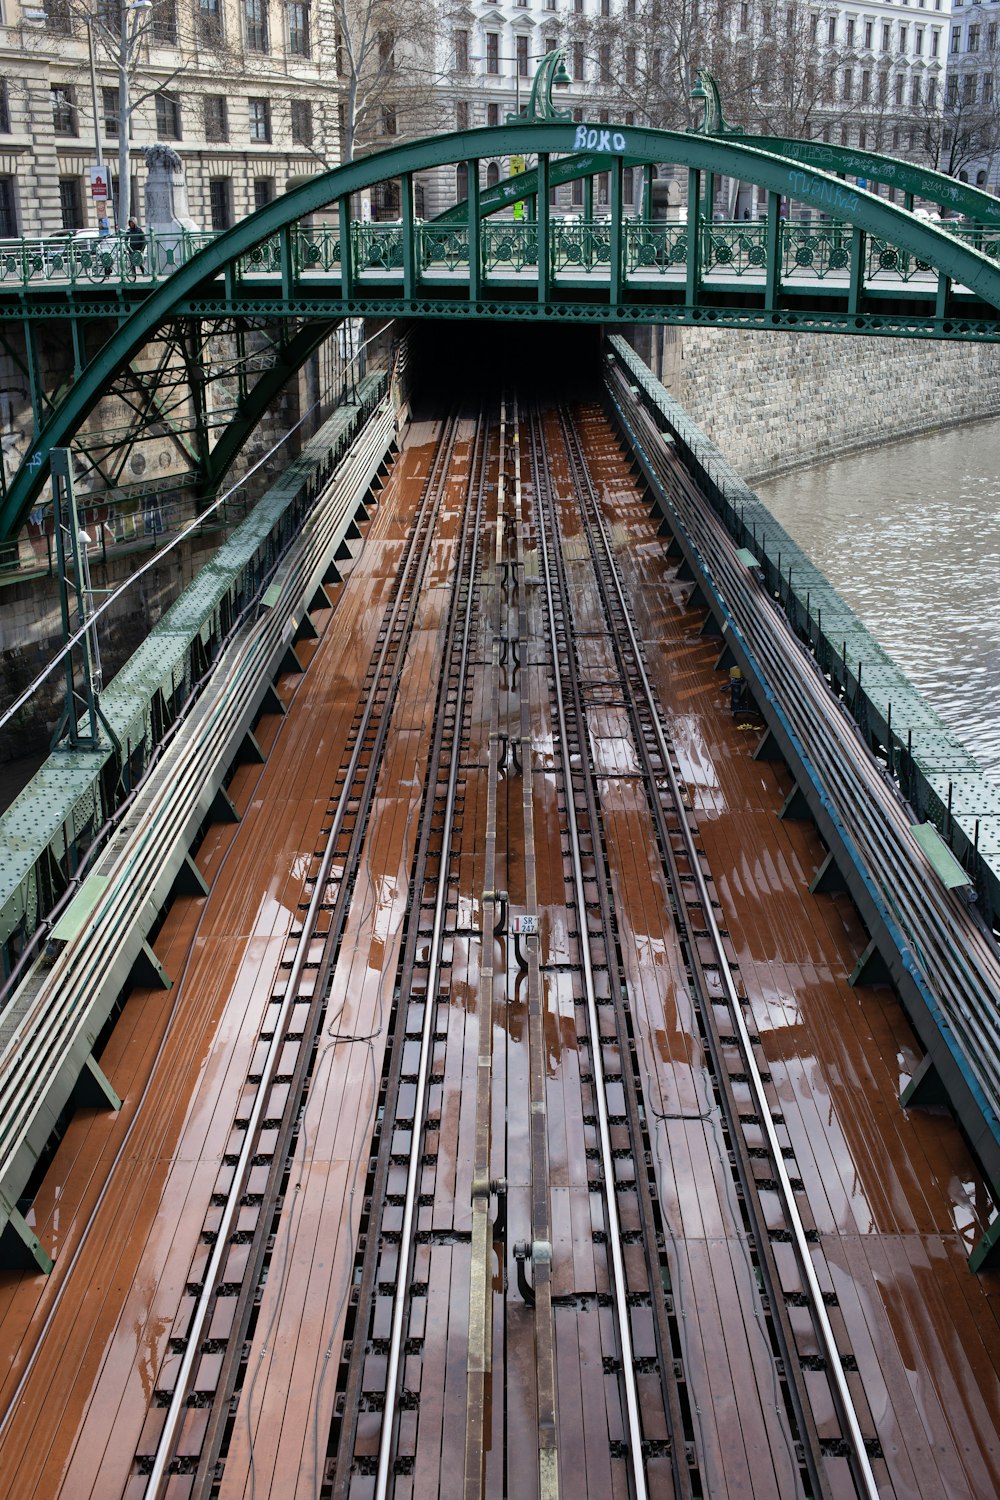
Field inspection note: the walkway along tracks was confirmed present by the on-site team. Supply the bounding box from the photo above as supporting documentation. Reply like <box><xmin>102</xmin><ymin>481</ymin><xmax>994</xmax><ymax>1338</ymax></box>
<box><xmin>0</xmin><ymin>390</ymin><xmax>399</xmax><ymax>1276</ymax></box>
<box><xmin>604</xmin><ymin>360</ymin><xmax>1000</xmax><ymax>1267</ymax></box>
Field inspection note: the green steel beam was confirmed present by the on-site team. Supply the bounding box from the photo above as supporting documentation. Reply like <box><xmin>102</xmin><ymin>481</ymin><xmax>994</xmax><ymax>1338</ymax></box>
<box><xmin>6</xmin><ymin>121</ymin><xmax>1000</xmax><ymax>542</ymax></box>
<box><xmin>753</xmin><ymin>135</ymin><xmax>1000</xmax><ymax>227</ymax></box>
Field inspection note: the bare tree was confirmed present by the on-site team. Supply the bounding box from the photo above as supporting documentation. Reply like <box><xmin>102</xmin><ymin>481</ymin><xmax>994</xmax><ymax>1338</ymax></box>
<box><xmin>332</xmin><ymin>0</ymin><xmax>446</xmax><ymax>164</ymax></box>
<box><xmin>917</xmin><ymin>70</ymin><xmax>1000</xmax><ymax>190</ymax></box>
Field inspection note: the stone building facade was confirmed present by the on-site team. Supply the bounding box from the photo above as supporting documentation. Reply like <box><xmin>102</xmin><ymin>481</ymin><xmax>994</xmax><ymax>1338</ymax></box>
<box><xmin>0</xmin><ymin>0</ymin><xmax>341</xmax><ymax>237</ymax></box>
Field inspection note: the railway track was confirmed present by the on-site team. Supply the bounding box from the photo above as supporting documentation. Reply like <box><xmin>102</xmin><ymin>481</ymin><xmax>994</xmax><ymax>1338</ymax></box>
<box><xmin>136</xmin><ymin>410</ymin><xmax>474</xmax><ymax>1494</ymax></box>
<box><xmin>6</xmin><ymin>395</ymin><xmax>998</xmax><ymax>1500</ymax></box>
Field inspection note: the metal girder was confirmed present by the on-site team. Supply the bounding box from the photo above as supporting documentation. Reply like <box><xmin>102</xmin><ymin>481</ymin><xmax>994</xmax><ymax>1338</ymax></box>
<box><xmin>200</xmin><ymin>318</ymin><xmax>340</xmax><ymax>492</ymax></box>
<box><xmin>6</xmin><ymin>121</ymin><xmax>1000</xmax><ymax>541</ymax></box>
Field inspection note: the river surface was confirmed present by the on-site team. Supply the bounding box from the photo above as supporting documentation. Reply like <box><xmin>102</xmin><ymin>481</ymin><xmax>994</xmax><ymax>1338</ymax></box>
<box><xmin>755</xmin><ymin>418</ymin><xmax>1000</xmax><ymax>783</ymax></box>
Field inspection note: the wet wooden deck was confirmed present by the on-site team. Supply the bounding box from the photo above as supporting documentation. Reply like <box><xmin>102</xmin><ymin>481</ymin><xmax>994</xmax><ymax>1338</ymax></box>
<box><xmin>0</xmin><ymin>403</ymin><xmax>998</xmax><ymax>1499</ymax></box>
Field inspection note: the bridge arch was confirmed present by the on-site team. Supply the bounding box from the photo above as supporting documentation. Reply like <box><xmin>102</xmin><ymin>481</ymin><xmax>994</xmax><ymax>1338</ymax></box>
<box><xmin>4</xmin><ymin>120</ymin><xmax>1000</xmax><ymax>541</ymax></box>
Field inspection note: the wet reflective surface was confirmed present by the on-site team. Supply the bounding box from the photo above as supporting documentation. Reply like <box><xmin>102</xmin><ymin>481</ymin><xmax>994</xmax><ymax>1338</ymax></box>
<box><xmin>758</xmin><ymin>418</ymin><xmax>1000</xmax><ymax>778</ymax></box>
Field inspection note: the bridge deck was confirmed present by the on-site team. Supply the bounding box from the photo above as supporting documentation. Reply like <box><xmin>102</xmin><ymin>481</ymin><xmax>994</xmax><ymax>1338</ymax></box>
<box><xmin>0</xmin><ymin>401</ymin><xmax>997</xmax><ymax>1497</ymax></box>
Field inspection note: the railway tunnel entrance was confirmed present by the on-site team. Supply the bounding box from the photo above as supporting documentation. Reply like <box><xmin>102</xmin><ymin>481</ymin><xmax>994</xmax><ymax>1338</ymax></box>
<box><xmin>407</xmin><ymin>320</ymin><xmax>604</xmax><ymax>410</ymax></box>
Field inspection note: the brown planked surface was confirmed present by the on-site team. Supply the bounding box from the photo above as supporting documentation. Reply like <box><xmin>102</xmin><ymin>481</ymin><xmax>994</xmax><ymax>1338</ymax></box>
<box><xmin>576</xmin><ymin>402</ymin><xmax>1000</xmax><ymax>1498</ymax></box>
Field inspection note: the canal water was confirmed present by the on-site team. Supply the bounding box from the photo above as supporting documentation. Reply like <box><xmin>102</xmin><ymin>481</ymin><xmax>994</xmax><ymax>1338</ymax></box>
<box><xmin>755</xmin><ymin>417</ymin><xmax>1000</xmax><ymax>783</ymax></box>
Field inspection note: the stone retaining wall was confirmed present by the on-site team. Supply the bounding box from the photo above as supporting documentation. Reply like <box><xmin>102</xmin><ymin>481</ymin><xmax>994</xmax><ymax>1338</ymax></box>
<box><xmin>627</xmin><ymin>326</ymin><xmax>1000</xmax><ymax>480</ymax></box>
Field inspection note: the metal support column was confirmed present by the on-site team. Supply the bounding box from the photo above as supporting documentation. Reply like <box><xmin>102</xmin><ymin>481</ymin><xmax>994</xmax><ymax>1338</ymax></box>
<box><xmin>468</xmin><ymin>159</ymin><xmax>481</xmax><ymax>300</ymax></box>
<box><xmin>537</xmin><ymin>153</ymin><xmax>550</xmax><ymax>305</ymax></box>
<box><xmin>339</xmin><ymin>195</ymin><xmax>354</xmax><ymax>301</ymax></box>
<box><xmin>765</xmin><ymin>190</ymin><xmax>782</xmax><ymax>310</ymax></box>
<box><xmin>24</xmin><ymin>319</ymin><xmax>44</xmax><ymax>438</ymax></box>
<box><xmin>686</xmin><ymin>168</ymin><xmax>702</xmax><ymax>307</ymax></box>
<box><xmin>848</xmin><ymin>224</ymin><xmax>865</xmax><ymax>315</ymax></box>
<box><xmin>402</xmin><ymin>172</ymin><xmax>416</xmax><ymax>301</ymax></box>
<box><xmin>279</xmin><ymin>223</ymin><xmax>293</xmax><ymax>302</ymax></box>
<box><xmin>50</xmin><ymin>447</ymin><xmax>119</xmax><ymax>754</ymax></box>
<box><xmin>609</xmin><ymin>157</ymin><xmax>623</xmax><ymax>304</ymax></box>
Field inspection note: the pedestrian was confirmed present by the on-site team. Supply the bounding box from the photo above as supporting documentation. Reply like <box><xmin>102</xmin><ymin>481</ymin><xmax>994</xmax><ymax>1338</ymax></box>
<box><xmin>126</xmin><ymin>216</ymin><xmax>146</xmax><ymax>253</ymax></box>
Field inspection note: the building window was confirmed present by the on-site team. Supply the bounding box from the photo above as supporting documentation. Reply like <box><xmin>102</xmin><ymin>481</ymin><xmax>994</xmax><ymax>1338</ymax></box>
<box><xmin>931</xmin><ymin>28</ymin><xmax>940</xmax><ymax>56</ymax></box>
<box><xmin>199</xmin><ymin>0</ymin><xmax>223</xmax><ymax>43</ymax></box>
<box><xmin>899</xmin><ymin>25</ymin><xmax>907</xmax><ymax>51</ymax></box>
<box><xmin>287</xmin><ymin>1</ymin><xmax>309</xmax><ymax>55</ymax></box>
<box><xmin>245</xmin><ymin>0</ymin><xmax>268</xmax><ymax>50</ymax></box>
<box><xmin>861</xmin><ymin>69</ymin><xmax>870</xmax><ymax>99</ymax></box>
<box><xmin>58</xmin><ymin>176</ymin><xmax>83</xmax><ymax>228</ymax></box>
<box><xmin>573</xmin><ymin>41</ymin><xmax>584</xmax><ymax>79</ymax></box>
<box><xmin>0</xmin><ymin>177</ymin><xmax>16</xmax><ymax>236</ymax></box>
<box><xmin>574</xmin><ymin>0</ymin><xmax>583</xmax><ymax>11</ymax></box>
<box><xmin>599</xmin><ymin>43</ymin><xmax>611</xmax><ymax>81</ymax></box>
<box><xmin>45</xmin><ymin>0</ymin><xmax>73</xmax><ymax>34</ymax></box>
<box><xmin>827</xmin><ymin>16</ymin><xmax>836</xmax><ymax>44</ymax></box>
<box><xmin>625</xmin><ymin>45</ymin><xmax>636</xmax><ymax>83</ymax></box>
<box><xmin>204</xmin><ymin>94</ymin><xmax>228</xmax><ymax>141</ymax></box>
<box><xmin>951</xmin><ymin>25</ymin><xmax>961</xmax><ymax>53</ymax></box>
<box><xmin>740</xmin><ymin>1</ymin><xmax>749</xmax><ymax>31</ymax></box>
<box><xmin>291</xmin><ymin>98</ymin><xmax>312</xmax><ymax>144</ymax></box>
<box><xmin>380</xmin><ymin>105</ymin><xmax>396</xmax><ymax>136</ymax></box>
<box><xmin>209</xmin><ymin>177</ymin><xmax>233</xmax><ymax>229</ymax></box>
<box><xmin>963</xmin><ymin>73</ymin><xmax>977</xmax><ymax>103</ymax></box>
<box><xmin>990</xmin><ymin>23</ymin><xmax>998</xmax><ymax>49</ymax></box>
<box><xmin>864</xmin><ymin>20</ymin><xmax>872</xmax><ymax>48</ymax></box>
<box><xmin>516</xmin><ymin>34</ymin><xmax>529</xmax><ymax>75</ymax></box>
<box><xmin>249</xmin><ymin>98</ymin><xmax>271</xmax><ymax>141</ymax></box>
<box><xmin>983</xmin><ymin>74</ymin><xmax>993</xmax><ymax>104</ymax></box>
<box><xmin>486</xmin><ymin>161</ymin><xmax>500</xmax><ymax>186</ymax></box>
<box><xmin>927</xmin><ymin>77</ymin><xmax>937</xmax><ymax>105</ymax></box>
<box><xmin>571</xmin><ymin>177</ymin><xmax>583</xmax><ymax>206</ymax></box>
<box><xmin>454</xmin><ymin>28</ymin><xmax>468</xmax><ymax>71</ymax></box>
<box><xmin>455</xmin><ymin>100</ymin><xmax>469</xmax><ymax>130</ymax></box>
<box><xmin>487</xmin><ymin>102</ymin><xmax>499</xmax><ymax>126</ymax></box>
<box><xmin>153</xmin><ymin>0</ymin><xmax>178</xmax><ymax>42</ymax></box>
<box><xmin>946</xmin><ymin>74</ymin><xmax>957</xmax><ymax>104</ymax></box>
<box><xmin>155</xmin><ymin>91</ymin><xmax>181</xmax><ymax>138</ymax></box>
<box><xmin>881</xmin><ymin>22</ymin><xmax>890</xmax><ymax>50</ymax></box>
<box><xmin>51</xmin><ymin>85</ymin><xmax>77</xmax><ymax>137</ymax></box>
<box><xmin>914</xmin><ymin>26</ymin><xmax>923</xmax><ymax>53</ymax></box>
<box><xmin>455</xmin><ymin>162</ymin><xmax>468</xmax><ymax>200</ymax></box>
<box><xmin>0</xmin><ymin>83</ymin><xmax>9</xmax><ymax>135</ymax></box>
<box><xmin>969</xmin><ymin>25</ymin><xmax>980</xmax><ymax>52</ymax></box>
<box><xmin>486</xmin><ymin>33</ymin><xmax>499</xmax><ymax>73</ymax></box>
<box><xmin>895</xmin><ymin>73</ymin><xmax>905</xmax><ymax>104</ymax></box>
<box><xmin>911</xmin><ymin>76</ymin><xmax>921</xmax><ymax>105</ymax></box>
<box><xmin>846</xmin><ymin>18</ymin><xmax>855</xmax><ymax>45</ymax></box>
<box><xmin>544</xmin><ymin>32</ymin><xmax>556</xmax><ymax>53</ymax></box>
<box><xmin>254</xmin><ymin>176</ymin><xmax>275</xmax><ymax>210</ymax></box>
<box><xmin>810</xmin><ymin>12</ymin><xmax>817</xmax><ymax>41</ymax></box>
<box><xmin>842</xmin><ymin>67</ymin><xmax>852</xmax><ymax>99</ymax></box>
<box><xmin>102</xmin><ymin>86</ymin><xmax>119</xmax><ymax>137</ymax></box>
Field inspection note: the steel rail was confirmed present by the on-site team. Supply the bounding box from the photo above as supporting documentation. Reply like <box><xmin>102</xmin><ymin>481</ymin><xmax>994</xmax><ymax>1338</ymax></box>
<box><xmin>615</xmin><ymin>375</ymin><xmax>1000</xmax><ymax>1128</ymax></box>
<box><xmin>556</xmin><ymin>406</ymin><xmax>876</xmax><ymax>1498</ymax></box>
<box><xmin>372</xmin><ymin>409</ymin><xmax>492</xmax><ymax>1499</ymax></box>
<box><xmin>143</xmin><ymin>410</ymin><xmax>463</xmax><ymax>1495</ymax></box>
<box><xmin>529</xmin><ymin>409</ymin><xmax>650</xmax><ymax>1500</ymax></box>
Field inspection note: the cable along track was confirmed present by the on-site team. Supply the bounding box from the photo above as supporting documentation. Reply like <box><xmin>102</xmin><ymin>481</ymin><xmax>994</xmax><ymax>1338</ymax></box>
<box><xmin>136</xmin><ymin>411</ymin><xmax>473</xmax><ymax>1497</ymax></box>
<box><xmin>528</xmin><ymin>402</ymin><xmax>884</xmax><ymax>1500</ymax></box>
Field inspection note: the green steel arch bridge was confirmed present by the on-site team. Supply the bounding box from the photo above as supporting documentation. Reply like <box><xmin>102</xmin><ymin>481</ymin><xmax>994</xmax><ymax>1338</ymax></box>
<box><xmin>4</xmin><ymin>106</ymin><xmax>1000</xmax><ymax>543</ymax></box>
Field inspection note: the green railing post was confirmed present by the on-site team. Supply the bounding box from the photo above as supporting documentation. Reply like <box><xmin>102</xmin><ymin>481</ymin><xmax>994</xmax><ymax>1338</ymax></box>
<box><xmin>848</xmin><ymin>224</ymin><xmax>865</xmax><ymax>314</ymax></box>
<box><xmin>686</xmin><ymin>168</ymin><xmax>702</xmax><ymax>307</ymax></box>
<box><xmin>583</xmin><ymin>174</ymin><xmax>594</xmax><ymax>222</ymax></box>
<box><xmin>765</xmin><ymin>191</ymin><xmax>781</xmax><ymax>309</ymax></box>
<box><xmin>935</xmin><ymin>271</ymin><xmax>951</xmax><ymax>319</ymax></box>
<box><xmin>537</xmin><ymin>153</ymin><xmax>550</xmax><ymax>304</ymax></box>
<box><xmin>279</xmin><ymin>224</ymin><xmax>293</xmax><ymax>301</ymax></box>
<box><xmin>610</xmin><ymin>157</ymin><xmax>623</xmax><ymax>303</ymax></box>
<box><xmin>642</xmin><ymin>164</ymin><xmax>653</xmax><ymax>220</ymax></box>
<box><xmin>339</xmin><ymin>196</ymin><xmax>354</xmax><ymax>300</ymax></box>
<box><xmin>402</xmin><ymin>173</ymin><xmax>416</xmax><ymax>300</ymax></box>
<box><xmin>467</xmin><ymin>160</ymin><xmax>481</xmax><ymax>300</ymax></box>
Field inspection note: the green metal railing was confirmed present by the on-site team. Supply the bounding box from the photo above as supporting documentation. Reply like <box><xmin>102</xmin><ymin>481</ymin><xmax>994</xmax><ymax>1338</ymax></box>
<box><xmin>6</xmin><ymin>216</ymin><xmax>1000</xmax><ymax>292</ymax></box>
